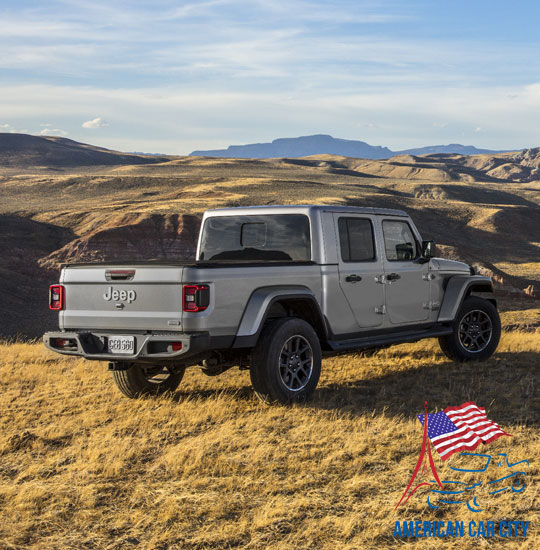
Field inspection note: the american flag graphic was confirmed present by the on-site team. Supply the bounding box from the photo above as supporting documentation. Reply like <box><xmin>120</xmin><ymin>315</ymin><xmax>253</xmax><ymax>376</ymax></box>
<box><xmin>417</xmin><ymin>401</ymin><xmax>511</xmax><ymax>461</ymax></box>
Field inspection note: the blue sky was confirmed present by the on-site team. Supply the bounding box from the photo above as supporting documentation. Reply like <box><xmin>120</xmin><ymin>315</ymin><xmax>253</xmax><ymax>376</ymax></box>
<box><xmin>1</xmin><ymin>0</ymin><xmax>539</xmax><ymax>154</ymax></box>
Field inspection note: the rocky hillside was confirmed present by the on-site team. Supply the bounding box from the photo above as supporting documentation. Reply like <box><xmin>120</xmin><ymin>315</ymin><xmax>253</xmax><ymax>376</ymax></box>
<box><xmin>302</xmin><ymin>148</ymin><xmax>540</xmax><ymax>183</ymax></box>
<box><xmin>464</xmin><ymin>148</ymin><xmax>540</xmax><ymax>182</ymax></box>
<box><xmin>39</xmin><ymin>213</ymin><xmax>200</xmax><ymax>269</ymax></box>
<box><xmin>0</xmin><ymin>215</ymin><xmax>76</xmax><ymax>337</ymax></box>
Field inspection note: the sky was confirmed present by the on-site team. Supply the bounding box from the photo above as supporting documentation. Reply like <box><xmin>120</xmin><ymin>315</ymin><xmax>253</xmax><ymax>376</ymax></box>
<box><xmin>1</xmin><ymin>0</ymin><xmax>539</xmax><ymax>154</ymax></box>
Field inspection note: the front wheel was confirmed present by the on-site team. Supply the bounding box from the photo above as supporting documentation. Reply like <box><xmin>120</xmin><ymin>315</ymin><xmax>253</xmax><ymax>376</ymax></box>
<box><xmin>438</xmin><ymin>297</ymin><xmax>501</xmax><ymax>362</ymax></box>
<box><xmin>112</xmin><ymin>363</ymin><xmax>184</xmax><ymax>398</ymax></box>
<box><xmin>250</xmin><ymin>318</ymin><xmax>322</xmax><ymax>404</ymax></box>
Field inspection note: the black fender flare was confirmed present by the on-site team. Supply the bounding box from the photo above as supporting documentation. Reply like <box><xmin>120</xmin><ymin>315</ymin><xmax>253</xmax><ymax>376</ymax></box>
<box><xmin>232</xmin><ymin>286</ymin><xmax>327</xmax><ymax>348</ymax></box>
<box><xmin>438</xmin><ymin>275</ymin><xmax>495</xmax><ymax>322</ymax></box>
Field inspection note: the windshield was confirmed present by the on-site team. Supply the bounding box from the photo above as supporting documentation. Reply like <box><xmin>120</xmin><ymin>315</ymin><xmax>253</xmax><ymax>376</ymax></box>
<box><xmin>198</xmin><ymin>214</ymin><xmax>311</xmax><ymax>261</ymax></box>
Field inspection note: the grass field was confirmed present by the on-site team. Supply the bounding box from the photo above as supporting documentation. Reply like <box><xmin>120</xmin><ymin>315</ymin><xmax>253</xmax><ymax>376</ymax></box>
<box><xmin>1</xmin><ymin>144</ymin><xmax>539</xmax><ymax>547</ymax></box>
<box><xmin>1</xmin><ymin>330</ymin><xmax>538</xmax><ymax>550</ymax></box>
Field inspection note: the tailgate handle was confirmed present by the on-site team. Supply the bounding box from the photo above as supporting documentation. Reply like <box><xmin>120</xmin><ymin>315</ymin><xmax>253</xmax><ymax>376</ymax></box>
<box><xmin>105</xmin><ymin>269</ymin><xmax>135</xmax><ymax>281</ymax></box>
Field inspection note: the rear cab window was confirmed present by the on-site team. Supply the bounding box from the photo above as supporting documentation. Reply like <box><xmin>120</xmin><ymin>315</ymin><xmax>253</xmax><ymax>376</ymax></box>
<box><xmin>337</xmin><ymin>217</ymin><xmax>376</xmax><ymax>262</ymax></box>
<box><xmin>198</xmin><ymin>214</ymin><xmax>311</xmax><ymax>261</ymax></box>
<box><xmin>382</xmin><ymin>219</ymin><xmax>419</xmax><ymax>261</ymax></box>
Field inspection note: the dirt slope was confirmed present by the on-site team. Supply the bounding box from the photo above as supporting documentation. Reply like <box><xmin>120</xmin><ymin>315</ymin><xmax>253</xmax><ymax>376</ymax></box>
<box><xmin>40</xmin><ymin>213</ymin><xmax>200</xmax><ymax>269</ymax></box>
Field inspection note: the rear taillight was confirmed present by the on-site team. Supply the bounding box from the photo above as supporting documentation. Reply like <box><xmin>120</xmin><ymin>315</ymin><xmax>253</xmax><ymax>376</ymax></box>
<box><xmin>49</xmin><ymin>285</ymin><xmax>65</xmax><ymax>310</ymax></box>
<box><xmin>52</xmin><ymin>338</ymin><xmax>76</xmax><ymax>349</ymax></box>
<box><xmin>182</xmin><ymin>284</ymin><xmax>210</xmax><ymax>312</ymax></box>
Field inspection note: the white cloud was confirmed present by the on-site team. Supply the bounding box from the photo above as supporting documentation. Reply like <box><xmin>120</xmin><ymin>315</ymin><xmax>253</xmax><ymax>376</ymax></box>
<box><xmin>82</xmin><ymin>117</ymin><xmax>108</xmax><ymax>128</ymax></box>
<box><xmin>1</xmin><ymin>123</ymin><xmax>30</xmax><ymax>134</ymax></box>
<box><xmin>40</xmin><ymin>127</ymin><xmax>68</xmax><ymax>136</ymax></box>
<box><xmin>0</xmin><ymin>1</ymin><xmax>530</xmax><ymax>90</ymax></box>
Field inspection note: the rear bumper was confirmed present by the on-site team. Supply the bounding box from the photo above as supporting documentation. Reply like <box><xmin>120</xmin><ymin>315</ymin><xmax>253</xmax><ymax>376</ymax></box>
<box><xmin>43</xmin><ymin>331</ymin><xmax>211</xmax><ymax>362</ymax></box>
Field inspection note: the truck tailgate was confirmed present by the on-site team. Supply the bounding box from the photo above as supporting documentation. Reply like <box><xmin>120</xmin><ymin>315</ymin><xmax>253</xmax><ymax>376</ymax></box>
<box><xmin>60</xmin><ymin>265</ymin><xmax>185</xmax><ymax>331</ymax></box>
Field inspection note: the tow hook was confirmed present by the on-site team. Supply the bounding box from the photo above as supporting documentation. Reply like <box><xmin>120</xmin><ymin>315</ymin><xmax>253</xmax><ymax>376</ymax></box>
<box><xmin>108</xmin><ymin>362</ymin><xmax>131</xmax><ymax>371</ymax></box>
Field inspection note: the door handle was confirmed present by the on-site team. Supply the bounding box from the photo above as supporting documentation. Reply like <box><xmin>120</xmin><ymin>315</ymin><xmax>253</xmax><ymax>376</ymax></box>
<box><xmin>345</xmin><ymin>274</ymin><xmax>362</xmax><ymax>283</ymax></box>
<box><xmin>386</xmin><ymin>273</ymin><xmax>401</xmax><ymax>282</ymax></box>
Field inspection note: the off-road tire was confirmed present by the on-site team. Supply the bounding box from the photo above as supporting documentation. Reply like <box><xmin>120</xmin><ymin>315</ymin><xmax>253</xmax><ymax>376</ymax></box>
<box><xmin>250</xmin><ymin>318</ymin><xmax>322</xmax><ymax>404</ymax></box>
<box><xmin>438</xmin><ymin>297</ymin><xmax>501</xmax><ymax>362</ymax></box>
<box><xmin>112</xmin><ymin>364</ymin><xmax>184</xmax><ymax>398</ymax></box>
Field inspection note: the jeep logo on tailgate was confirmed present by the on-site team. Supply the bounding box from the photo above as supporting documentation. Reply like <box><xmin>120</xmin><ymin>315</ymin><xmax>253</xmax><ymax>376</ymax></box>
<box><xmin>103</xmin><ymin>286</ymin><xmax>137</xmax><ymax>303</ymax></box>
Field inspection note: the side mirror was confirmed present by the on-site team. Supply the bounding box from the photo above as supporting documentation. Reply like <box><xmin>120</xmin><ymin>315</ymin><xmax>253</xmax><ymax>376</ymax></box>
<box><xmin>421</xmin><ymin>240</ymin><xmax>435</xmax><ymax>259</ymax></box>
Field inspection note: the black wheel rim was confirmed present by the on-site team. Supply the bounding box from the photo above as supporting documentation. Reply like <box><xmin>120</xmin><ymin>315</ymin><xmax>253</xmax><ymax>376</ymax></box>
<box><xmin>458</xmin><ymin>309</ymin><xmax>493</xmax><ymax>353</ymax></box>
<box><xmin>141</xmin><ymin>365</ymin><xmax>173</xmax><ymax>384</ymax></box>
<box><xmin>279</xmin><ymin>335</ymin><xmax>313</xmax><ymax>391</ymax></box>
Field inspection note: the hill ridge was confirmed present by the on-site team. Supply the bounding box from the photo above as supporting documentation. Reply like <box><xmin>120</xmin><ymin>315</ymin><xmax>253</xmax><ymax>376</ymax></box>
<box><xmin>0</xmin><ymin>133</ymin><xmax>171</xmax><ymax>167</ymax></box>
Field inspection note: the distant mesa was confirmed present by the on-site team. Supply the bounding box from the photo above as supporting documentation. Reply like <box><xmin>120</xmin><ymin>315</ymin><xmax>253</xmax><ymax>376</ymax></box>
<box><xmin>190</xmin><ymin>134</ymin><xmax>508</xmax><ymax>159</ymax></box>
<box><xmin>0</xmin><ymin>133</ymin><xmax>170</xmax><ymax>167</ymax></box>
<box><xmin>191</xmin><ymin>134</ymin><xmax>392</xmax><ymax>159</ymax></box>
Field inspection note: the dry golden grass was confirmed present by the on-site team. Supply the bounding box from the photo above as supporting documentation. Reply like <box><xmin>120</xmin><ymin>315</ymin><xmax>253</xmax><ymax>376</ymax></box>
<box><xmin>1</xmin><ymin>331</ymin><xmax>538</xmax><ymax>549</ymax></box>
<box><xmin>495</xmin><ymin>262</ymin><xmax>540</xmax><ymax>283</ymax></box>
<box><xmin>499</xmin><ymin>302</ymin><xmax>540</xmax><ymax>330</ymax></box>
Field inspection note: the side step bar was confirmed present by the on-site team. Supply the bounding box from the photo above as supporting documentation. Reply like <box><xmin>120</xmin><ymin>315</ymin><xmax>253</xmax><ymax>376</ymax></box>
<box><xmin>326</xmin><ymin>325</ymin><xmax>453</xmax><ymax>353</ymax></box>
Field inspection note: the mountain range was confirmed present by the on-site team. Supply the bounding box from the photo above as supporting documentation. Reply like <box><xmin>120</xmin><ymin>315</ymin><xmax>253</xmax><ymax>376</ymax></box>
<box><xmin>0</xmin><ymin>133</ymin><xmax>512</xmax><ymax>165</ymax></box>
<box><xmin>190</xmin><ymin>134</ymin><xmax>509</xmax><ymax>159</ymax></box>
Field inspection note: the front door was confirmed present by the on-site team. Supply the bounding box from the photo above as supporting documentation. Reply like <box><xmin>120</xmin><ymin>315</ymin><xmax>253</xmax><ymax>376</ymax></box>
<box><xmin>381</xmin><ymin>218</ymin><xmax>431</xmax><ymax>325</ymax></box>
<box><xmin>335</xmin><ymin>215</ymin><xmax>385</xmax><ymax>329</ymax></box>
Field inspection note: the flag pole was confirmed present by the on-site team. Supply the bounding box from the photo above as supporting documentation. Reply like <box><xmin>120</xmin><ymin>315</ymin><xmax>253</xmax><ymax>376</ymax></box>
<box><xmin>394</xmin><ymin>401</ymin><xmax>442</xmax><ymax>510</ymax></box>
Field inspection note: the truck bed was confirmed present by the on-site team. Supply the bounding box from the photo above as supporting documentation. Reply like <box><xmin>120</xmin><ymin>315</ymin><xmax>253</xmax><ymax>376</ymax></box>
<box><xmin>65</xmin><ymin>260</ymin><xmax>317</xmax><ymax>268</ymax></box>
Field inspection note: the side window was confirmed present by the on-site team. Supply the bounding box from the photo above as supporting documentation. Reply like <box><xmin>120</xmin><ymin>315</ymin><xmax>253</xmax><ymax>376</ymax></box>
<box><xmin>382</xmin><ymin>220</ymin><xmax>418</xmax><ymax>261</ymax></box>
<box><xmin>338</xmin><ymin>217</ymin><xmax>375</xmax><ymax>262</ymax></box>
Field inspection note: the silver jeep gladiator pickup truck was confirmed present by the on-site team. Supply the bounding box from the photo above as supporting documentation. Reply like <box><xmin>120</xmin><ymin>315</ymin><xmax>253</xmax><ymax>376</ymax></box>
<box><xmin>44</xmin><ymin>205</ymin><xmax>500</xmax><ymax>404</ymax></box>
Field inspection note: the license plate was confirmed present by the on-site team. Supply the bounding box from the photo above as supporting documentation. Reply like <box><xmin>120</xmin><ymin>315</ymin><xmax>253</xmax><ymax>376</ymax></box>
<box><xmin>107</xmin><ymin>336</ymin><xmax>135</xmax><ymax>354</ymax></box>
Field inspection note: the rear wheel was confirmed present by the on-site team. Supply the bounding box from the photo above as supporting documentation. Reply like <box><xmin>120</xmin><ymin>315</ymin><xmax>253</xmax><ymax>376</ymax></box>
<box><xmin>439</xmin><ymin>297</ymin><xmax>501</xmax><ymax>362</ymax></box>
<box><xmin>250</xmin><ymin>318</ymin><xmax>322</xmax><ymax>404</ymax></box>
<box><xmin>112</xmin><ymin>363</ymin><xmax>184</xmax><ymax>398</ymax></box>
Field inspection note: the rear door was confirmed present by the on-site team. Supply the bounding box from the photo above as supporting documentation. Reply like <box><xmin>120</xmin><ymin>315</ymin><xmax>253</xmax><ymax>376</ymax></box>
<box><xmin>334</xmin><ymin>214</ymin><xmax>385</xmax><ymax>329</ymax></box>
<box><xmin>380</xmin><ymin>218</ymin><xmax>430</xmax><ymax>324</ymax></box>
